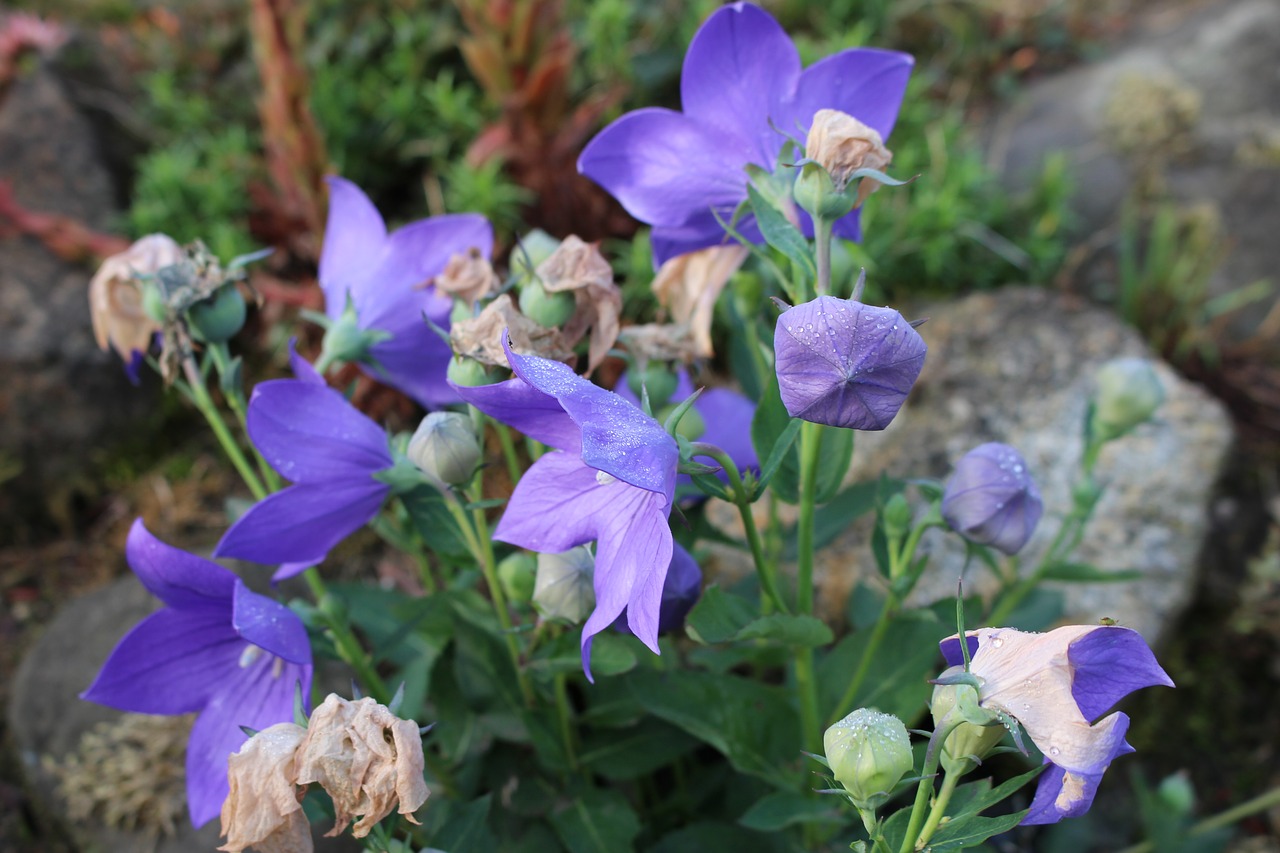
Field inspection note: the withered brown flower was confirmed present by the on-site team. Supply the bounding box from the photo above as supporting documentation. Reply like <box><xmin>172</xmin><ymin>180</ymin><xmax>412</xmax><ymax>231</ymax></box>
<box><xmin>650</xmin><ymin>244</ymin><xmax>748</xmax><ymax>358</ymax></box>
<box><xmin>450</xmin><ymin>293</ymin><xmax>573</xmax><ymax>367</ymax></box>
<box><xmin>88</xmin><ymin>234</ymin><xmax>182</xmax><ymax>367</ymax></box>
<box><xmin>535</xmin><ymin>235</ymin><xmax>621</xmax><ymax>372</ymax></box>
<box><xmin>805</xmin><ymin>108</ymin><xmax>893</xmax><ymax>205</ymax></box>
<box><xmin>219</xmin><ymin>723</ymin><xmax>311</xmax><ymax>853</ymax></box>
<box><xmin>434</xmin><ymin>247</ymin><xmax>501</xmax><ymax>307</ymax></box>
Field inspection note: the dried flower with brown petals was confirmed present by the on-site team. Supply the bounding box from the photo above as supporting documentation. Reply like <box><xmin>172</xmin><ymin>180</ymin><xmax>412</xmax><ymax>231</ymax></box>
<box><xmin>89</xmin><ymin>234</ymin><xmax>182</xmax><ymax>369</ymax></box>
<box><xmin>450</xmin><ymin>293</ymin><xmax>573</xmax><ymax>367</ymax></box>
<box><xmin>651</xmin><ymin>244</ymin><xmax>748</xmax><ymax>358</ymax></box>
<box><xmin>293</xmin><ymin>695</ymin><xmax>429</xmax><ymax>838</ymax></box>
<box><xmin>219</xmin><ymin>723</ymin><xmax>311</xmax><ymax>853</ymax></box>
<box><xmin>805</xmin><ymin>109</ymin><xmax>893</xmax><ymax>204</ymax></box>
<box><xmin>536</xmin><ymin>235</ymin><xmax>621</xmax><ymax>372</ymax></box>
<box><xmin>434</xmin><ymin>247</ymin><xmax>500</xmax><ymax>307</ymax></box>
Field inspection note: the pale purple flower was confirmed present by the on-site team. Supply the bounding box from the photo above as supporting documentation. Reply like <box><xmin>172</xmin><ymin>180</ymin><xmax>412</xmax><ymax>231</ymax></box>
<box><xmin>578</xmin><ymin>2</ymin><xmax>912</xmax><ymax>265</ymax></box>
<box><xmin>320</xmin><ymin>176</ymin><xmax>493</xmax><ymax>407</ymax></box>
<box><xmin>82</xmin><ymin>519</ymin><xmax>313</xmax><ymax>827</ymax></box>
<box><xmin>774</xmin><ymin>295</ymin><xmax>926</xmax><ymax>429</ymax></box>
<box><xmin>215</xmin><ymin>367</ymin><xmax>393</xmax><ymax>577</ymax></box>
<box><xmin>614</xmin><ymin>542</ymin><xmax>703</xmax><ymax>636</ymax></box>
<box><xmin>453</xmin><ymin>340</ymin><xmax>678</xmax><ymax>679</ymax></box>
<box><xmin>940</xmin><ymin>625</ymin><xmax>1174</xmax><ymax>825</ymax></box>
<box><xmin>941</xmin><ymin>442</ymin><xmax>1043</xmax><ymax>555</ymax></box>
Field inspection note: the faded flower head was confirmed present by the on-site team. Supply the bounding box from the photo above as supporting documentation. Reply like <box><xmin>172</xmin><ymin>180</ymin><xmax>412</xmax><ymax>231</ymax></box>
<box><xmin>941</xmin><ymin>442</ymin><xmax>1043</xmax><ymax>556</ymax></box>
<box><xmin>89</xmin><ymin>234</ymin><xmax>182</xmax><ymax>379</ymax></box>
<box><xmin>823</xmin><ymin>708</ymin><xmax>913</xmax><ymax>809</ymax></box>
<box><xmin>219</xmin><ymin>723</ymin><xmax>310</xmax><ymax>853</ymax></box>
<box><xmin>534</xmin><ymin>235</ymin><xmax>622</xmax><ymax>373</ymax></box>
<box><xmin>803</xmin><ymin>108</ymin><xmax>893</xmax><ymax>210</ymax></box>
<box><xmin>651</xmin><ymin>244</ymin><xmax>748</xmax><ymax>358</ymax></box>
<box><xmin>449</xmin><ymin>293</ymin><xmax>573</xmax><ymax>368</ymax></box>
<box><xmin>774</xmin><ymin>294</ymin><xmax>926</xmax><ymax>430</ymax></box>
<box><xmin>578</xmin><ymin>2</ymin><xmax>912</xmax><ymax>264</ymax></box>
<box><xmin>407</xmin><ymin>411</ymin><xmax>481</xmax><ymax>486</ymax></box>
<box><xmin>434</xmin><ymin>247</ymin><xmax>500</xmax><ymax>307</ymax></box>
<box><xmin>293</xmin><ymin>694</ymin><xmax>429</xmax><ymax>838</ymax></box>
<box><xmin>939</xmin><ymin>625</ymin><xmax>1174</xmax><ymax>825</ymax></box>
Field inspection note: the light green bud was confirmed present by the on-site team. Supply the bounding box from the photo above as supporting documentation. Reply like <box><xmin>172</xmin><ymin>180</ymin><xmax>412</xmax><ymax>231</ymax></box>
<box><xmin>533</xmin><ymin>547</ymin><xmax>595</xmax><ymax>624</ymax></box>
<box><xmin>519</xmin><ymin>280</ymin><xmax>577</xmax><ymax>328</ymax></box>
<box><xmin>1156</xmin><ymin>771</ymin><xmax>1195</xmax><ymax>816</ymax></box>
<box><xmin>446</xmin><ymin>356</ymin><xmax>502</xmax><ymax>387</ymax></box>
<box><xmin>187</xmin><ymin>283</ymin><xmax>247</xmax><ymax>343</ymax></box>
<box><xmin>1090</xmin><ymin>357</ymin><xmax>1164</xmax><ymax>442</ymax></box>
<box><xmin>512</xmin><ymin>229</ymin><xmax>562</xmax><ymax>281</ymax></box>
<box><xmin>823</xmin><ymin>708</ymin><xmax>913</xmax><ymax>809</ymax></box>
<box><xmin>497</xmin><ymin>551</ymin><xmax>537</xmax><ymax>605</ymax></box>
<box><xmin>930</xmin><ymin>682</ymin><xmax>1005</xmax><ymax>775</ymax></box>
<box><xmin>882</xmin><ymin>493</ymin><xmax>912</xmax><ymax>541</ymax></box>
<box><xmin>407</xmin><ymin>412</ymin><xmax>481</xmax><ymax>486</ymax></box>
<box><xmin>626</xmin><ymin>363</ymin><xmax>679</xmax><ymax>411</ymax></box>
<box><xmin>655</xmin><ymin>402</ymin><xmax>705</xmax><ymax>441</ymax></box>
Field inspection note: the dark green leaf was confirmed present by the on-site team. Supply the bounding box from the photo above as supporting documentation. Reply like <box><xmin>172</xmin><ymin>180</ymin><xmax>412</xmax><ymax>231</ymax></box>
<box><xmin>550</xmin><ymin>788</ymin><xmax>641</xmax><ymax>853</ymax></box>
<box><xmin>926</xmin><ymin>810</ymin><xmax>1029</xmax><ymax>849</ymax></box>
<box><xmin>735</xmin><ymin>614</ymin><xmax>833</xmax><ymax>647</ymax></box>
<box><xmin>400</xmin><ymin>483</ymin><xmax>470</xmax><ymax>557</ymax></box>
<box><xmin>431</xmin><ymin>794</ymin><xmax>496</xmax><ymax>851</ymax></box>
<box><xmin>648</xmin><ymin>821</ymin><xmax>785</xmax><ymax>853</ymax></box>
<box><xmin>1039</xmin><ymin>563</ymin><xmax>1144</xmax><ymax>583</ymax></box>
<box><xmin>752</xmin><ymin>375</ymin><xmax>800</xmax><ymax>503</ymax></box>
<box><xmin>738</xmin><ymin>790</ymin><xmax>844</xmax><ymax>831</ymax></box>
<box><xmin>578</xmin><ymin>719</ymin><xmax>699</xmax><ymax>780</ymax></box>
<box><xmin>686</xmin><ymin>585</ymin><xmax>756</xmax><ymax>644</ymax></box>
<box><xmin>746</xmin><ymin>182</ymin><xmax>816</xmax><ymax>284</ymax></box>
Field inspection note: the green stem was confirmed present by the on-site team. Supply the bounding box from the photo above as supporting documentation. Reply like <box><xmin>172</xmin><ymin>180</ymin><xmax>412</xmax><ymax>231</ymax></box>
<box><xmin>493</xmin><ymin>420</ymin><xmax>524</xmax><ymax>487</ymax></box>
<box><xmin>554</xmin><ymin>673</ymin><xmax>579</xmax><ymax>773</ymax></box>
<box><xmin>795</xmin><ymin>648</ymin><xmax>821</xmax><ymax>753</ymax></box>
<box><xmin>797</xmin><ymin>421</ymin><xmax>823</xmax><ymax>614</ymax></box>
<box><xmin>1115</xmin><ymin>785</ymin><xmax>1280</xmax><ymax>853</ymax></box>
<box><xmin>916</xmin><ymin>767</ymin><xmax>961</xmax><ymax>849</ymax></box>
<box><xmin>828</xmin><ymin>596</ymin><xmax>896</xmax><ymax>726</ymax></box>
<box><xmin>183</xmin><ymin>356</ymin><xmax>267</xmax><ymax>501</ymax></box>
<box><xmin>899</xmin><ymin>718</ymin><xmax>963</xmax><ymax>853</ymax></box>
<box><xmin>304</xmin><ymin>566</ymin><xmax>391</xmax><ymax>703</ymax></box>
<box><xmin>814</xmin><ymin>215</ymin><xmax>833</xmax><ymax>296</ymax></box>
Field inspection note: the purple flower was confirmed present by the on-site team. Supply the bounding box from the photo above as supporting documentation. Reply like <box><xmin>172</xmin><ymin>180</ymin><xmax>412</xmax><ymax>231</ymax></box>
<box><xmin>453</xmin><ymin>340</ymin><xmax>678</xmax><ymax>679</ymax></box>
<box><xmin>614</xmin><ymin>542</ymin><xmax>703</xmax><ymax>636</ymax></box>
<box><xmin>215</xmin><ymin>368</ymin><xmax>394</xmax><ymax>577</ymax></box>
<box><xmin>82</xmin><ymin>519</ymin><xmax>313</xmax><ymax>827</ymax></box>
<box><xmin>320</xmin><ymin>176</ymin><xmax>493</xmax><ymax>407</ymax></box>
<box><xmin>941</xmin><ymin>442</ymin><xmax>1043</xmax><ymax>555</ymax></box>
<box><xmin>774</xmin><ymin>295</ymin><xmax>926</xmax><ymax>429</ymax></box>
<box><xmin>940</xmin><ymin>625</ymin><xmax>1174</xmax><ymax>825</ymax></box>
<box><xmin>578</xmin><ymin>2</ymin><xmax>912</xmax><ymax>265</ymax></box>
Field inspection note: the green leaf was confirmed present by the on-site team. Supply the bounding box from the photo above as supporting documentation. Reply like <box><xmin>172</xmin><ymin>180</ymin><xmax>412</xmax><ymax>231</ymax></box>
<box><xmin>578</xmin><ymin>719</ymin><xmax>700</xmax><ymax>780</ymax></box>
<box><xmin>1039</xmin><ymin>562</ymin><xmax>1144</xmax><ymax>583</ymax></box>
<box><xmin>431</xmin><ymin>794</ymin><xmax>497</xmax><ymax>850</ymax></box>
<box><xmin>752</xmin><ymin>375</ymin><xmax>800</xmax><ymax>503</ymax></box>
<box><xmin>528</xmin><ymin>631</ymin><xmax>638</xmax><ymax>680</ymax></box>
<box><xmin>738</xmin><ymin>790</ymin><xmax>844</xmax><ymax>831</ymax></box>
<box><xmin>400</xmin><ymin>482</ymin><xmax>470</xmax><ymax>557</ymax></box>
<box><xmin>814</xmin><ymin>425</ymin><xmax>855</xmax><ymax>504</ymax></box>
<box><xmin>648</xmin><ymin>821</ymin><xmax>784</xmax><ymax>853</ymax></box>
<box><xmin>818</xmin><ymin>611</ymin><xmax>950</xmax><ymax>722</ymax></box>
<box><xmin>754</xmin><ymin>418</ymin><xmax>803</xmax><ymax>498</ymax></box>
<box><xmin>550</xmin><ymin>788</ymin><xmax>641</xmax><ymax>853</ymax></box>
<box><xmin>925</xmin><ymin>810</ymin><xmax>1029</xmax><ymax>849</ymax></box>
<box><xmin>686</xmin><ymin>585</ymin><xmax>756</xmax><ymax>644</ymax></box>
<box><xmin>746</xmin><ymin>182</ymin><xmax>816</xmax><ymax>287</ymax></box>
<box><xmin>1000</xmin><ymin>587</ymin><xmax>1065</xmax><ymax>632</ymax></box>
<box><xmin>735</xmin><ymin>614</ymin><xmax>833</xmax><ymax>647</ymax></box>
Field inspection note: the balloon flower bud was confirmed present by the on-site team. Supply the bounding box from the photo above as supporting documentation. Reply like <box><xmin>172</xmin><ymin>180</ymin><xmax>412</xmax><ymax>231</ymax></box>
<box><xmin>774</xmin><ymin>295</ymin><xmax>926</xmax><ymax>430</ymax></box>
<box><xmin>626</xmin><ymin>362</ymin><xmax>680</xmax><ymax>411</ymax></box>
<box><xmin>1090</xmin><ymin>357</ymin><xmax>1164</xmax><ymax>442</ymax></box>
<box><xmin>186</xmin><ymin>283</ymin><xmax>247</xmax><ymax>343</ymax></box>
<box><xmin>930</xmin><ymin>680</ymin><xmax>1005</xmax><ymax>775</ymax></box>
<box><xmin>519</xmin><ymin>279</ymin><xmax>577</xmax><ymax>328</ymax></box>
<box><xmin>823</xmin><ymin>708</ymin><xmax>914</xmax><ymax>809</ymax></box>
<box><xmin>407</xmin><ymin>412</ymin><xmax>481</xmax><ymax>486</ymax></box>
<box><xmin>941</xmin><ymin>442</ymin><xmax>1043</xmax><ymax>555</ymax></box>
<box><xmin>497</xmin><ymin>551</ymin><xmax>537</xmax><ymax>605</ymax></box>
<box><xmin>533</xmin><ymin>547</ymin><xmax>595</xmax><ymax>624</ymax></box>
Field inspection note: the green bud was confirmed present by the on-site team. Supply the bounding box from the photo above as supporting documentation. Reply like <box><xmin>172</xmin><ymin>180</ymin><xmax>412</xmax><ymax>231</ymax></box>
<box><xmin>186</xmin><ymin>283</ymin><xmax>247</xmax><ymax>343</ymax></box>
<box><xmin>316</xmin><ymin>299</ymin><xmax>390</xmax><ymax>371</ymax></box>
<box><xmin>930</xmin><ymin>682</ymin><xmax>1005</xmax><ymax>775</ymax></box>
<box><xmin>497</xmin><ymin>551</ymin><xmax>537</xmax><ymax>605</ymax></box>
<box><xmin>511</xmin><ymin>229</ymin><xmax>562</xmax><ymax>282</ymax></box>
<box><xmin>823</xmin><ymin>708</ymin><xmax>913</xmax><ymax>809</ymax></box>
<box><xmin>519</xmin><ymin>280</ymin><xmax>577</xmax><ymax>328</ymax></box>
<box><xmin>627</xmin><ymin>363</ymin><xmax>679</xmax><ymax>411</ymax></box>
<box><xmin>407</xmin><ymin>412</ymin><xmax>481</xmax><ymax>486</ymax></box>
<box><xmin>1090</xmin><ymin>357</ymin><xmax>1164</xmax><ymax>442</ymax></box>
<box><xmin>882</xmin><ymin>493</ymin><xmax>912</xmax><ymax>541</ymax></box>
<box><xmin>450</xmin><ymin>299</ymin><xmax>474</xmax><ymax>325</ymax></box>
<box><xmin>655</xmin><ymin>402</ymin><xmax>705</xmax><ymax>441</ymax></box>
<box><xmin>1156</xmin><ymin>771</ymin><xmax>1195</xmax><ymax>817</ymax></box>
<box><xmin>793</xmin><ymin>161</ymin><xmax>857</xmax><ymax>221</ymax></box>
<box><xmin>533</xmin><ymin>547</ymin><xmax>595</xmax><ymax>624</ymax></box>
<box><xmin>447</xmin><ymin>356</ymin><xmax>502</xmax><ymax>387</ymax></box>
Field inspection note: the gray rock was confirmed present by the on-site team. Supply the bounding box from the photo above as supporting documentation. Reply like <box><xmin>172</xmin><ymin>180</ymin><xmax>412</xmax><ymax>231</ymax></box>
<box><xmin>0</xmin><ymin>59</ymin><xmax>154</xmax><ymax>533</ymax></box>
<box><xmin>988</xmin><ymin>0</ymin><xmax>1280</xmax><ymax>321</ymax></box>
<box><xmin>706</xmin><ymin>288</ymin><xmax>1233</xmax><ymax>645</ymax></box>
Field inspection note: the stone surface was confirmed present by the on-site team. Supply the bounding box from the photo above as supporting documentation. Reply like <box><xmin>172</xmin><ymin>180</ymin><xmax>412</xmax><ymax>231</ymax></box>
<box><xmin>0</xmin><ymin>59</ymin><xmax>154</xmax><ymax>533</ymax></box>
<box><xmin>706</xmin><ymin>288</ymin><xmax>1234</xmax><ymax>645</ymax></box>
<box><xmin>988</xmin><ymin>0</ymin><xmax>1280</xmax><ymax>318</ymax></box>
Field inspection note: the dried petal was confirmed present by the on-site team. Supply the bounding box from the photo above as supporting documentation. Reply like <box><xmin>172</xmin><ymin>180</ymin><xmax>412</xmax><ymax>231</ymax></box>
<box><xmin>88</xmin><ymin>234</ymin><xmax>182</xmax><ymax>364</ymax></box>
<box><xmin>219</xmin><ymin>723</ymin><xmax>311</xmax><ymax>853</ymax></box>
<box><xmin>449</xmin><ymin>293</ymin><xmax>573</xmax><ymax>367</ymax></box>
<box><xmin>651</xmin><ymin>245</ymin><xmax>748</xmax><ymax>358</ymax></box>
<box><xmin>536</xmin><ymin>235</ymin><xmax>622</xmax><ymax>371</ymax></box>
<box><xmin>805</xmin><ymin>108</ymin><xmax>892</xmax><ymax>202</ymax></box>
<box><xmin>434</xmin><ymin>247</ymin><xmax>500</xmax><ymax>306</ymax></box>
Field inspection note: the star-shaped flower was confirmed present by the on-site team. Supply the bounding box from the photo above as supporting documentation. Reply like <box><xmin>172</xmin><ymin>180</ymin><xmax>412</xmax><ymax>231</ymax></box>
<box><xmin>940</xmin><ymin>625</ymin><xmax>1174</xmax><ymax>825</ymax></box>
<box><xmin>453</xmin><ymin>339</ymin><xmax>678</xmax><ymax>679</ymax></box>
<box><xmin>578</xmin><ymin>2</ymin><xmax>912</xmax><ymax>264</ymax></box>
<box><xmin>319</xmin><ymin>176</ymin><xmax>493</xmax><ymax>407</ymax></box>
<box><xmin>82</xmin><ymin>519</ymin><xmax>313</xmax><ymax>827</ymax></box>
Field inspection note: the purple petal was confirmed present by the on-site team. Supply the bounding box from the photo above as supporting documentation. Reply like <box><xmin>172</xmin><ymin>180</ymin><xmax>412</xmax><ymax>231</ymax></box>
<box><xmin>781</xmin><ymin>48</ymin><xmax>914</xmax><ymax>141</ymax></box>
<box><xmin>81</xmin><ymin>608</ymin><xmax>240</xmax><ymax>714</ymax></box>
<box><xmin>493</xmin><ymin>452</ymin><xmax>615</xmax><ymax>553</ymax></box>
<box><xmin>940</xmin><ymin>633</ymin><xmax>980</xmax><ymax>666</ymax></box>
<box><xmin>650</xmin><ymin>210</ymin><xmax>762</xmax><ymax>267</ymax></box>
<box><xmin>831</xmin><ymin>207</ymin><xmax>864</xmax><ymax>243</ymax></box>
<box><xmin>215</xmin><ymin>479</ymin><xmax>389</xmax><ymax>566</ymax></box>
<box><xmin>453</xmin><ymin>377</ymin><xmax>582</xmax><ymax>453</ymax></box>
<box><xmin>1022</xmin><ymin>718</ymin><xmax>1135</xmax><ymax>825</ymax></box>
<box><xmin>581</xmin><ymin>491</ymin><xmax>673</xmax><ymax>678</ymax></box>
<box><xmin>232</xmin><ymin>581</ymin><xmax>312</xmax><ymax>665</ymax></box>
<box><xmin>272</xmin><ymin>562</ymin><xmax>312</xmax><ymax>583</ymax></box>
<box><xmin>774</xmin><ymin>296</ymin><xmax>926</xmax><ymax>430</ymax></box>
<box><xmin>247</xmin><ymin>379</ymin><xmax>390</xmax><ymax>483</ymax></box>
<box><xmin>319</xmin><ymin>177</ymin><xmax>388</xmax><ymax>319</ymax></box>
<box><xmin>124</xmin><ymin>519</ymin><xmax>235</xmax><ymax>609</ymax></box>
<box><xmin>504</xmin><ymin>342</ymin><xmax>678</xmax><ymax>501</ymax></box>
<box><xmin>185</xmin><ymin>656</ymin><xmax>311</xmax><ymax>826</ymax></box>
<box><xmin>613</xmin><ymin>542</ymin><xmax>703</xmax><ymax>636</ymax></box>
<box><xmin>1068</xmin><ymin>627</ymin><xmax>1174</xmax><ymax>721</ymax></box>
<box><xmin>365</xmin><ymin>316</ymin><xmax>460</xmax><ymax>409</ymax></box>
<box><xmin>579</xmin><ymin>108</ymin><xmax>753</xmax><ymax>230</ymax></box>
<box><xmin>681</xmin><ymin>2</ymin><xmax>799</xmax><ymax>167</ymax></box>
<box><xmin>287</xmin><ymin>337</ymin><xmax>324</xmax><ymax>386</ymax></box>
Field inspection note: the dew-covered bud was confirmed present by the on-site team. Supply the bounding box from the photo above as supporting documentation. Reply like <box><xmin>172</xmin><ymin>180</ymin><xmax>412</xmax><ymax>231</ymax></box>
<box><xmin>1090</xmin><ymin>357</ymin><xmax>1164</xmax><ymax>442</ymax></box>
<box><xmin>186</xmin><ymin>283</ymin><xmax>246</xmax><ymax>343</ymax></box>
<box><xmin>774</xmin><ymin>295</ymin><xmax>926</xmax><ymax>430</ymax></box>
<box><xmin>805</xmin><ymin>109</ymin><xmax>893</xmax><ymax>191</ymax></box>
<box><xmin>824</xmin><ymin>708</ymin><xmax>914</xmax><ymax>809</ymax></box>
<box><xmin>930</xmin><ymin>680</ymin><xmax>1005</xmax><ymax>775</ymax></box>
<box><xmin>497</xmin><ymin>551</ymin><xmax>536</xmax><ymax>605</ymax></box>
<box><xmin>533</xmin><ymin>546</ymin><xmax>595</xmax><ymax>624</ymax></box>
<box><xmin>941</xmin><ymin>443</ymin><xmax>1043</xmax><ymax>555</ymax></box>
<box><xmin>407</xmin><ymin>412</ymin><xmax>480</xmax><ymax>486</ymax></box>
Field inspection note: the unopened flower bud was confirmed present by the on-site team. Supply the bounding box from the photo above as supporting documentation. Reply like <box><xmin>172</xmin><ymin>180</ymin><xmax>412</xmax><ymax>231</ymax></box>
<box><xmin>1090</xmin><ymin>357</ymin><xmax>1164</xmax><ymax>442</ymax></box>
<box><xmin>882</xmin><ymin>493</ymin><xmax>912</xmax><ymax>541</ymax></box>
<box><xmin>435</xmin><ymin>247</ymin><xmax>499</xmax><ymax>307</ymax></box>
<box><xmin>497</xmin><ymin>551</ymin><xmax>536</xmax><ymax>605</ymax></box>
<box><xmin>823</xmin><ymin>708</ymin><xmax>913</xmax><ymax>809</ymax></box>
<box><xmin>774</xmin><ymin>295</ymin><xmax>926</xmax><ymax>430</ymax></box>
<box><xmin>805</xmin><ymin>109</ymin><xmax>892</xmax><ymax>195</ymax></box>
<box><xmin>519</xmin><ymin>279</ymin><xmax>577</xmax><ymax>328</ymax></box>
<box><xmin>89</xmin><ymin>234</ymin><xmax>182</xmax><ymax>367</ymax></box>
<box><xmin>533</xmin><ymin>546</ymin><xmax>595</xmax><ymax>624</ymax></box>
<box><xmin>186</xmin><ymin>283</ymin><xmax>247</xmax><ymax>343</ymax></box>
<box><xmin>930</xmin><ymin>681</ymin><xmax>1005</xmax><ymax>775</ymax></box>
<box><xmin>1156</xmin><ymin>771</ymin><xmax>1195</xmax><ymax>817</ymax></box>
<box><xmin>793</xmin><ymin>161</ymin><xmax>856</xmax><ymax>220</ymax></box>
<box><xmin>626</xmin><ymin>363</ymin><xmax>680</xmax><ymax>411</ymax></box>
<box><xmin>447</xmin><ymin>355</ymin><xmax>503</xmax><ymax>387</ymax></box>
<box><xmin>941</xmin><ymin>443</ymin><xmax>1043</xmax><ymax>555</ymax></box>
<box><xmin>407</xmin><ymin>412</ymin><xmax>480</xmax><ymax>486</ymax></box>
<box><xmin>656</xmin><ymin>402</ymin><xmax>706</xmax><ymax>442</ymax></box>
